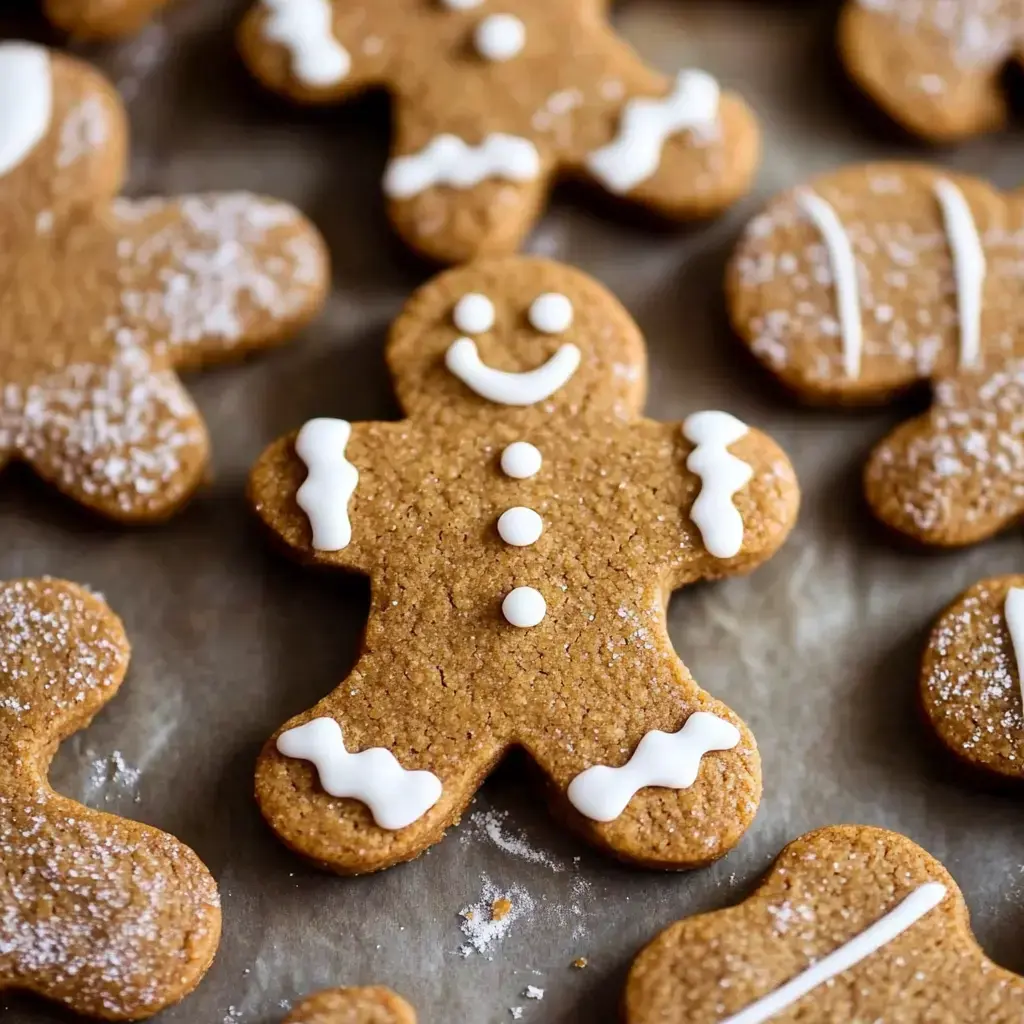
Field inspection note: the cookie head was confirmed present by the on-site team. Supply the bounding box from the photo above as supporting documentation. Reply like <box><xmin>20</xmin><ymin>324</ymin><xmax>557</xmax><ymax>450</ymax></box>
<box><xmin>385</xmin><ymin>256</ymin><xmax>647</xmax><ymax>421</ymax></box>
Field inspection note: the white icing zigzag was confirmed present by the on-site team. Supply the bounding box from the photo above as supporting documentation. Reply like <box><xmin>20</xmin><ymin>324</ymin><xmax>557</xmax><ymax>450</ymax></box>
<box><xmin>262</xmin><ymin>0</ymin><xmax>350</xmax><ymax>88</ymax></box>
<box><xmin>276</xmin><ymin>717</ymin><xmax>443</xmax><ymax>830</ymax></box>
<box><xmin>296</xmin><ymin>418</ymin><xmax>359</xmax><ymax>551</ymax></box>
<box><xmin>566</xmin><ymin>711</ymin><xmax>740</xmax><ymax>822</ymax></box>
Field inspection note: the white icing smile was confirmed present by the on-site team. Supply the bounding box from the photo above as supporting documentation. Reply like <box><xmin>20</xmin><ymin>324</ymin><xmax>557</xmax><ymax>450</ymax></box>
<box><xmin>445</xmin><ymin>337</ymin><xmax>581</xmax><ymax>405</ymax></box>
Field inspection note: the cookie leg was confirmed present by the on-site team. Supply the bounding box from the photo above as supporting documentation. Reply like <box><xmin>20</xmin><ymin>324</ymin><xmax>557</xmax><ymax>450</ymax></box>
<box><xmin>10</xmin><ymin>352</ymin><xmax>210</xmax><ymax>523</ymax></box>
<box><xmin>44</xmin><ymin>0</ymin><xmax>173</xmax><ymax>38</ymax></box>
<box><xmin>839</xmin><ymin>1</ymin><xmax>1011</xmax><ymax>141</ymax></box>
<box><xmin>256</xmin><ymin>648</ymin><xmax>504</xmax><ymax>874</ymax></box>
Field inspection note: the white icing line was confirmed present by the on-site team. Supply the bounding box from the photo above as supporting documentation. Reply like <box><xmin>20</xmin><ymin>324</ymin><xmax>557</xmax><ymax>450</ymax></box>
<box><xmin>720</xmin><ymin>882</ymin><xmax>947</xmax><ymax>1024</ymax></box>
<box><xmin>567</xmin><ymin>712</ymin><xmax>740</xmax><ymax>822</ymax></box>
<box><xmin>277</xmin><ymin>718</ymin><xmax>442</xmax><ymax>830</ymax></box>
<box><xmin>683</xmin><ymin>411</ymin><xmax>752</xmax><ymax>560</ymax></box>
<box><xmin>585</xmin><ymin>69</ymin><xmax>720</xmax><ymax>194</ymax></box>
<box><xmin>295</xmin><ymin>418</ymin><xmax>359</xmax><ymax>551</ymax></box>
<box><xmin>1005</xmin><ymin>587</ymin><xmax>1024</xmax><ymax>714</ymax></box>
<box><xmin>934</xmin><ymin>178</ymin><xmax>986</xmax><ymax>370</ymax></box>
<box><xmin>383</xmin><ymin>133</ymin><xmax>541</xmax><ymax>200</ymax></box>
<box><xmin>0</xmin><ymin>43</ymin><xmax>52</xmax><ymax>179</ymax></box>
<box><xmin>445</xmin><ymin>338</ymin><xmax>580</xmax><ymax>405</ymax></box>
<box><xmin>795</xmin><ymin>188</ymin><xmax>862</xmax><ymax>380</ymax></box>
<box><xmin>262</xmin><ymin>0</ymin><xmax>350</xmax><ymax>88</ymax></box>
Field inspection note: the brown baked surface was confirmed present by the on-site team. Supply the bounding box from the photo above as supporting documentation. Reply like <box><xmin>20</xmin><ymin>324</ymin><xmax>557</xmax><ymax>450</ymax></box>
<box><xmin>285</xmin><ymin>986</ymin><xmax>417</xmax><ymax>1024</ymax></box>
<box><xmin>43</xmin><ymin>0</ymin><xmax>174</xmax><ymax>38</ymax></box>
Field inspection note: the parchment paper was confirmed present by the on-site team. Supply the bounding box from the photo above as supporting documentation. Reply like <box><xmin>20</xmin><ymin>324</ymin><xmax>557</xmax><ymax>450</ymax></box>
<box><xmin>5</xmin><ymin>2</ymin><xmax>1024</xmax><ymax>1021</ymax></box>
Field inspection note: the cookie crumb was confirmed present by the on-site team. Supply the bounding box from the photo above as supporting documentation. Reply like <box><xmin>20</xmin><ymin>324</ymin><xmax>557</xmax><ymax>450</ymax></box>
<box><xmin>572</xmin><ymin>957</ymin><xmax>588</xmax><ymax>969</ymax></box>
<box><xmin>525</xmin><ymin>985</ymin><xmax>544</xmax><ymax>1000</ymax></box>
<box><xmin>492</xmin><ymin>897</ymin><xmax>513</xmax><ymax>921</ymax></box>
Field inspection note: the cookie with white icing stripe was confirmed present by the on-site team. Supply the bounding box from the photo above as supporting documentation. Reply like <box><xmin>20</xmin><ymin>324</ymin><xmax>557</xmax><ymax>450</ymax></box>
<box><xmin>236</xmin><ymin>0</ymin><xmax>760</xmax><ymax>264</ymax></box>
<box><xmin>248</xmin><ymin>256</ymin><xmax>799</xmax><ymax>874</ymax></box>
<box><xmin>284</xmin><ymin>986</ymin><xmax>416</xmax><ymax>1023</ymax></box>
<box><xmin>0</xmin><ymin>42</ymin><xmax>329</xmax><ymax>523</ymax></box>
<box><xmin>921</xmin><ymin>575</ymin><xmax>1024</xmax><ymax>782</ymax></box>
<box><xmin>625</xmin><ymin>824</ymin><xmax>1024</xmax><ymax>1023</ymax></box>
<box><xmin>840</xmin><ymin>0</ymin><xmax>1024</xmax><ymax>142</ymax></box>
<box><xmin>728</xmin><ymin>162</ymin><xmax>1024</xmax><ymax>546</ymax></box>
<box><xmin>42</xmin><ymin>0</ymin><xmax>172</xmax><ymax>38</ymax></box>
<box><xmin>0</xmin><ymin>578</ymin><xmax>221</xmax><ymax>1019</ymax></box>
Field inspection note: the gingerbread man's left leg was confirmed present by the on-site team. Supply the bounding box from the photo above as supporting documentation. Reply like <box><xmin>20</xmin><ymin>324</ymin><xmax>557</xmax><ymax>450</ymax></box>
<box><xmin>44</xmin><ymin>0</ymin><xmax>173</xmax><ymax>38</ymax></box>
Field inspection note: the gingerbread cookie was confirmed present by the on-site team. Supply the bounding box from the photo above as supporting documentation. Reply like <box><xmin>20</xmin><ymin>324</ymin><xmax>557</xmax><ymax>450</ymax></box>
<box><xmin>840</xmin><ymin>0</ymin><xmax>1024</xmax><ymax>142</ymax></box>
<box><xmin>0</xmin><ymin>577</ymin><xmax>221</xmax><ymax>1020</ymax></box>
<box><xmin>284</xmin><ymin>986</ymin><xmax>416</xmax><ymax>1024</ymax></box>
<box><xmin>728</xmin><ymin>162</ymin><xmax>1024</xmax><ymax>546</ymax></box>
<box><xmin>920</xmin><ymin>575</ymin><xmax>1024</xmax><ymax>781</ymax></box>
<box><xmin>237</xmin><ymin>0</ymin><xmax>760</xmax><ymax>264</ymax></box>
<box><xmin>42</xmin><ymin>0</ymin><xmax>172</xmax><ymax>38</ymax></box>
<box><xmin>0</xmin><ymin>42</ymin><xmax>329</xmax><ymax>523</ymax></box>
<box><xmin>248</xmin><ymin>256</ymin><xmax>799</xmax><ymax>875</ymax></box>
<box><xmin>625</xmin><ymin>824</ymin><xmax>1024</xmax><ymax>1023</ymax></box>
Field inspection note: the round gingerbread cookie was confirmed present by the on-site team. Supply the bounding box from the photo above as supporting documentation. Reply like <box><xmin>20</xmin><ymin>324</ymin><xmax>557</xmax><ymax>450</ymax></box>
<box><xmin>285</xmin><ymin>986</ymin><xmax>417</xmax><ymax>1024</ymax></box>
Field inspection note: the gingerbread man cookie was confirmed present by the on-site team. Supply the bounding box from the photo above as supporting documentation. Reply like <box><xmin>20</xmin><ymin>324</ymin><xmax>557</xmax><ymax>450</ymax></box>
<box><xmin>728</xmin><ymin>162</ymin><xmax>1024</xmax><ymax>546</ymax></box>
<box><xmin>284</xmin><ymin>986</ymin><xmax>416</xmax><ymax>1024</ymax></box>
<box><xmin>249</xmin><ymin>256</ymin><xmax>799</xmax><ymax>875</ymax></box>
<box><xmin>840</xmin><ymin>0</ymin><xmax>1024</xmax><ymax>142</ymax></box>
<box><xmin>237</xmin><ymin>0</ymin><xmax>760</xmax><ymax>264</ymax></box>
<box><xmin>42</xmin><ymin>0</ymin><xmax>172</xmax><ymax>38</ymax></box>
<box><xmin>921</xmin><ymin>575</ymin><xmax>1024</xmax><ymax>781</ymax></box>
<box><xmin>625</xmin><ymin>824</ymin><xmax>1024</xmax><ymax>1023</ymax></box>
<box><xmin>0</xmin><ymin>577</ymin><xmax>221</xmax><ymax>1020</ymax></box>
<box><xmin>0</xmin><ymin>41</ymin><xmax>329</xmax><ymax>523</ymax></box>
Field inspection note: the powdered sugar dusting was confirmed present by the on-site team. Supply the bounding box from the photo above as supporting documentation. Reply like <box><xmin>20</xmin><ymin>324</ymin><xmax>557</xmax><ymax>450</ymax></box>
<box><xmin>58</xmin><ymin>96</ymin><xmax>110</xmax><ymax>169</ymax></box>
<box><xmin>462</xmin><ymin>809</ymin><xmax>565</xmax><ymax>872</ymax></box>
<box><xmin>458</xmin><ymin>875</ymin><xmax>536</xmax><ymax>957</ymax></box>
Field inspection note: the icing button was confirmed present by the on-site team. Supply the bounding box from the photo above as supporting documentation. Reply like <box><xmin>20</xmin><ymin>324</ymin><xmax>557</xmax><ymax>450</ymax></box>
<box><xmin>502</xmin><ymin>586</ymin><xmax>546</xmax><ymax>627</ymax></box>
<box><xmin>497</xmin><ymin>506</ymin><xmax>543</xmax><ymax>546</ymax></box>
<box><xmin>500</xmin><ymin>441</ymin><xmax>542</xmax><ymax>479</ymax></box>
<box><xmin>474</xmin><ymin>13</ymin><xmax>526</xmax><ymax>62</ymax></box>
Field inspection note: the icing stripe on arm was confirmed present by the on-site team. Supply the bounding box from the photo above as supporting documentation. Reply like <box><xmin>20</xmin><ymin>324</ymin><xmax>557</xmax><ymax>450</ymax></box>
<box><xmin>934</xmin><ymin>178</ymin><xmax>986</xmax><ymax>370</ymax></box>
<box><xmin>0</xmin><ymin>43</ymin><xmax>52</xmax><ymax>179</ymax></box>
<box><xmin>295</xmin><ymin>418</ymin><xmax>359</xmax><ymax>551</ymax></box>
<box><xmin>1004</xmin><ymin>587</ymin><xmax>1024</xmax><ymax>713</ymax></box>
<box><xmin>683</xmin><ymin>411</ymin><xmax>752</xmax><ymax>560</ymax></box>
<box><xmin>277</xmin><ymin>718</ymin><xmax>443</xmax><ymax>830</ymax></box>
<box><xmin>262</xmin><ymin>0</ymin><xmax>351</xmax><ymax>88</ymax></box>
<box><xmin>796</xmin><ymin>188</ymin><xmax>862</xmax><ymax>380</ymax></box>
<box><xmin>566</xmin><ymin>712</ymin><xmax>740</xmax><ymax>822</ymax></box>
<box><xmin>720</xmin><ymin>882</ymin><xmax>947</xmax><ymax>1024</ymax></box>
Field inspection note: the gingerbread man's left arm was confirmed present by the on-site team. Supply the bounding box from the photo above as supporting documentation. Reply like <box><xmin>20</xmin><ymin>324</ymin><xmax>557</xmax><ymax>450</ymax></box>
<box><xmin>44</xmin><ymin>0</ymin><xmax>173</xmax><ymax>38</ymax></box>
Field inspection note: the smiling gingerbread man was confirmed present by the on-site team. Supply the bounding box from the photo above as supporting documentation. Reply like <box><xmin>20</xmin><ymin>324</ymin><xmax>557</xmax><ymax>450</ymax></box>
<box><xmin>249</xmin><ymin>257</ymin><xmax>799</xmax><ymax>874</ymax></box>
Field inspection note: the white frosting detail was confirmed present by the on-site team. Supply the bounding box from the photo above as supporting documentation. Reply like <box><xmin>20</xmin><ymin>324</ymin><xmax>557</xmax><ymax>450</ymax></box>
<box><xmin>262</xmin><ymin>0</ymin><xmax>350</xmax><ymax>88</ymax></box>
<box><xmin>442</xmin><ymin>0</ymin><xmax>484</xmax><ymax>7</ymax></box>
<box><xmin>383</xmin><ymin>134</ymin><xmax>541</xmax><ymax>199</ymax></box>
<box><xmin>295</xmin><ymin>418</ymin><xmax>359</xmax><ymax>551</ymax></box>
<box><xmin>585</xmin><ymin>70</ymin><xmax>720</xmax><ymax>194</ymax></box>
<box><xmin>683</xmin><ymin>411</ymin><xmax>752</xmax><ymax>560</ymax></box>
<box><xmin>934</xmin><ymin>178</ymin><xmax>986</xmax><ymax>370</ymax></box>
<box><xmin>497</xmin><ymin>507</ymin><xmax>543</xmax><ymax>546</ymax></box>
<box><xmin>474</xmin><ymin>13</ymin><xmax>526</xmax><ymax>61</ymax></box>
<box><xmin>796</xmin><ymin>188</ymin><xmax>862</xmax><ymax>379</ymax></box>
<box><xmin>528</xmin><ymin>293</ymin><xmax>573</xmax><ymax>334</ymax></box>
<box><xmin>445</xmin><ymin>338</ymin><xmax>580</xmax><ymax>405</ymax></box>
<box><xmin>1005</xmin><ymin>587</ymin><xmax>1024</xmax><ymax>714</ymax></box>
<box><xmin>502</xmin><ymin>586</ymin><xmax>546</xmax><ymax>627</ymax></box>
<box><xmin>276</xmin><ymin>718</ymin><xmax>442</xmax><ymax>830</ymax></box>
<box><xmin>453</xmin><ymin>293</ymin><xmax>496</xmax><ymax>334</ymax></box>
<box><xmin>0</xmin><ymin>43</ymin><xmax>52</xmax><ymax>179</ymax></box>
<box><xmin>567</xmin><ymin>712</ymin><xmax>740</xmax><ymax>822</ymax></box>
<box><xmin>501</xmin><ymin>441</ymin><xmax>542</xmax><ymax>479</ymax></box>
<box><xmin>720</xmin><ymin>882</ymin><xmax>948</xmax><ymax>1024</ymax></box>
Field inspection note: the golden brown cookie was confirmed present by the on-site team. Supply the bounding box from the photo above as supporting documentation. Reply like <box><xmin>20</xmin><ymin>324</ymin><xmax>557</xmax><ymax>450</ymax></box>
<box><xmin>284</xmin><ymin>986</ymin><xmax>416</xmax><ymax>1024</ymax></box>
<box><xmin>42</xmin><ymin>0</ymin><xmax>172</xmax><ymax>38</ymax></box>
<box><xmin>248</xmin><ymin>255</ymin><xmax>799</xmax><ymax>875</ymax></box>
<box><xmin>840</xmin><ymin>0</ymin><xmax>1023</xmax><ymax>142</ymax></box>
<box><xmin>921</xmin><ymin>575</ymin><xmax>1024</xmax><ymax>781</ymax></box>
<box><xmin>0</xmin><ymin>577</ymin><xmax>221</xmax><ymax>1020</ymax></box>
<box><xmin>236</xmin><ymin>0</ymin><xmax>761</xmax><ymax>264</ymax></box>
<box><xmin>625</xmin><ymin>824</ymin><xmax>1024</xmax><ymax>1023</ymax></box>
<box><xmin>728</xmin><ymin>162</ymin><xmax>1024</xmax><ymax>547</ymax></box>
<box><xmin>0</xmin><ymin>41</ymin><xmax>329</xmax><ymax>523</ymax></box>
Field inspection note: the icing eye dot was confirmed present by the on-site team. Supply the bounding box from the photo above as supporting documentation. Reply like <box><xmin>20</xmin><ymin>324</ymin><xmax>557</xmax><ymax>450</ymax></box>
<box><xmin>442</xmin><ymin>0</ymin><xmax>484</xmax><ymax>7</ymax></box>
<box><xmin>452</xmin><ymin>293</ymin><xmax>495</xmax><ymax>334</ymax></box>
<box><xmin>528</xmin><ymin>293</ymin><xmax>573</xmax><ymax>334</ymax></box>
<box><xmin>497</xmin><ymin>507</ymin><xmax>543</xmax><ymax>546</ymax></box>
<box><xmin>474</xmin><ymin>13</ymin><xmax>526</xmax><ymax>62</ymax></box>
<box><xmin>502</xmin><ymin>586</ymin><xmax>546</xmax><ymax>627</ymax></box>
<box><xmin>500</xmin><ymin>442</ymin><xmax>542</xmax><ymax>479</ymax></box>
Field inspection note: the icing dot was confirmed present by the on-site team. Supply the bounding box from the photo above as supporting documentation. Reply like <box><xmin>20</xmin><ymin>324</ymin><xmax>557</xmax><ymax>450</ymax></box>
<box><xmin>528</xmin><ymin>293</ymin><xmax>573</xmax><ymax>334</ymax></box>
<box><xmin>502</xmin><ymin>587</ymin><xmax>546</xmax><ymax>628</ymax></box>
<box><xmin>497</xmin><ymin>507</ymin><xmax>543</xmax><ymax>546</ymax></box>
<box><xmin>500</xmin><ymin>442</ymin><xmax>542</xmax><ymax>479</ymax></box>
<box><xmin>474</xmin><ymin>14</ymin><xmax>526</xmax><ymax>62</ymax></box>
<box><xmin>442</xmin><ymin>0</ymin><xmax>484</xmax><ymax>7</ymax></box>
<box><xmin>453</xmin><ymin>293</ymin><xmax>495</xmax><ymax>334</ymax></box>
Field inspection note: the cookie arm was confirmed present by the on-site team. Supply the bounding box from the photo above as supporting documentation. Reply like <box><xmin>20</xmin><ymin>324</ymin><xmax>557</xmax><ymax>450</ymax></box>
<box><xmin>107</xmin><ymin>193</ymin><xmax>329</xmax><ymax>371</ymax></box>
<box><xmin>44</xmin><ymin>0</ymin><xmax>172</xmax><ymax>38</ymax></box>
